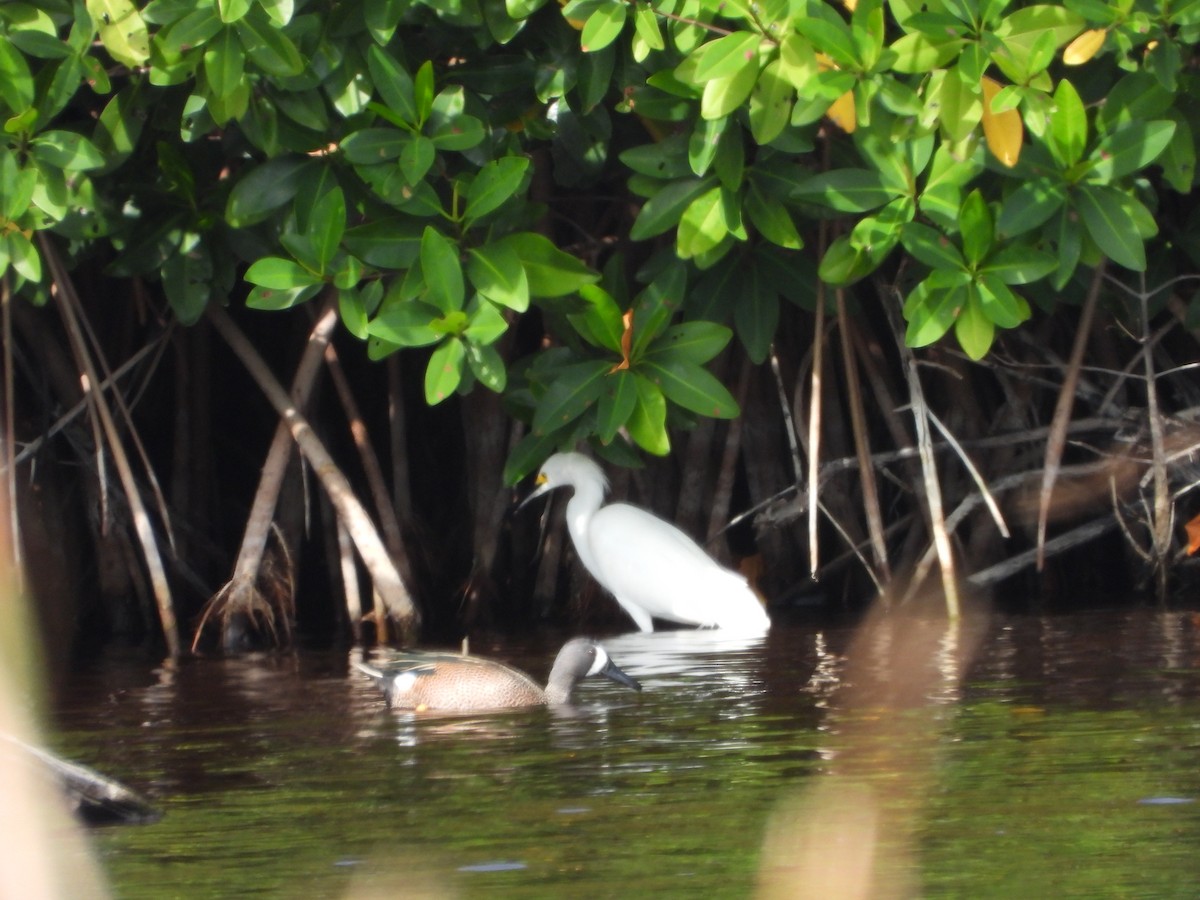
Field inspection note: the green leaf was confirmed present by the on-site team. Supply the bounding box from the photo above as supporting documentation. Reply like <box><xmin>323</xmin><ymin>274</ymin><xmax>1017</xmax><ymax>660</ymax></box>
<box><xmin>904</xmin><ymin>270</ymin><xmax>970</xmax><ymax>347</ymax></box>
<box><xmin>632</xmin><ymin>4</ymin><xmax>664</xmax><ymax>51</ymax></box>
<box><xmin>954</xmin><ymin>288</ymin><xmax>995</xmax><ymax>360</ymax></box>
<box><xmin>692</xmin><ymin>32</ymin><xmax>762</xmax><ymax>82</ymax></box>
<box><xmin>245</xmin><ymin>283</ymin><xmax>322</xmax><ymax>310</ymax></box>
<box><xmin>700</xmin><ymin>61</ymin><xmax>760</xmax><ymax>120</ymax></box>
<box><xmin>499</xmin><ymin>232</ymin><xmax>599</xmax><ymax>298</ymax></box>
<box><xmin>1073</xmin><ymin>183</ymin><xmax>1145</xmax><ymax>271</ymax></box>
<box><xmin>341</xmin><ymin>127</ymin><xmax>410</xmax><ymax>163</ymax></box>
<box><xmin>996</xmin><ymin>177</ymin><xmax>1067</xmax><ymax>238</ymax></box>
<box><xmin>368</xmin><ymin>297</ymin><xmax>443</xmax><ymax>347</ymax></box>
<box><xmin>677</xmin><ymin>186</ymin><xmax>729</xmax><ymax>259</ymax></box>
<box><xmin>236</xmin><ymin>11</ymin><xmax>303</xmax><ymax>76</ymax></box>
<box><xmin>464</xmin><ymin>296</ymin><xmax>509</xmax><ymax>345</ymax></box>
<box><xmin>204</xmin><ymin>27</ymin><xmax>245</xmax><ymax>100</ymax></box>
<box><xmin>531</xmin><ymin>359</ymin><xmax>610</xmax><ymax>434</ymax></box>
<box><xmin>339</xmin><ymin>286</ymin><xmax>371</xmax><ymax>340</ymax></box>
<box><xmin>226</xmin><ymin>156</ymin><xmax>312</xmax><ymax>227</ymax></box>
<box><xmin>5</xmin><ymin>232</ymin><xmax>41</xmax><ymax>283</ymax></box>
<box><xmin>466</xmin><ymin>340</ymin><xmax>507</xmax><ymax>392</ymax></box>
<box><xmin>427</xmin><ymin>87</ymin><xmax>487</xmax><ymax>150</ymax></box>
<box><xmin>157</xmin><ymin>6</ymin><xmax>223</xmax><ymax>55</ymax></box>
<box><xmin>1089</xmin><ymin>121</ymin><xmax>1177</xmax><ymax>182</ymax></box>
<box><xmin>794</xmin><ymin>11</ymin><xmax>860</xmax><ymax>70</ymax></box>
<box><xmin>92</xmin><ymin>86</ymin><xmax>147</xmax><ymax>173</ymax></box>
<box><xmin>580</xmin><ymin>2</ymin><xmax>627</xmax><ymax>53</ymax></box>
<box><xmin>734</xmin><ymin>267</ymin><xmax>778</xmax><ymax>364</ymax></box>
<box><xmin>978</xmin><ymin>245</ymin><xmax>1057</xmax><ymax>285</ymax></box>
<box><xmin>993</xmin><ymin>5</ymin><xmax>1085</xmax><ymax>58</ymax></box>
<box><xmin>0</xmin><ymin>158</ymin><xmax>36</xmax><ymax>222</ymax></box>
<box><xmin>87</xmin><ymin>0</ymin><xmax>150</xmax><ymax>67</ymax></box>
<box><xmin>641</xmin><ymin>358</ymin><xmax>739</xmax><ymax>418</ymax></box>
<box><xmin>467</xmin><ymin>242</ymin><xmax>530</xmax><ymax>311</ymax></box>
<box><xmin>425</xmin><ymin>337</ymin><xmax>465</xmax><ymax>405</ymax></box>
<box><xmin>413</xmin><ymin>60</ymin><xmax>434</xmax><ymax>127</ymax></box>
<box><xmin>368</xmin><ymin>44</ymin><xmax>418</xmax><ymax>127</ymax></box>
<box><xmin>596</xmin><ymin>369</ymin><xmax>637</xmax><ymax>443</ymax></box>
<box><xmin>162</xmin><ymin>235</ymin><xmax>211</xmax><ymax>325</ymax></box>
<box><xmin>632</xmin><ymin>261</ymin><xmax>686</xmax><ymax>358</ymax></box>
<box><xmin>1160</xmin><ymin>110</ymin><xmax>1196</xmax><ymax>194</ymax></box>
<box><xmin>620</xmin><ymin>135</ymin><xmax>693</xmax><ymax>179</ymax></box>
<box><xmin>976</xmin><ymin>274</ymin><xmax>1032</xmax><ymax>328</ymax></box>
<box><xmin>923</xmin><ymin>67</ymin><xmax>981</xmax><ymax>143</ymax></box>
<box><xmin>901</xmin><ymin>222</ymin><xmax>966</xmax><ymax>271</ymax></box>
<box><xmin>245</xmin><ymin>256</ymin><xmax>322</xmax><ymax>289</ymax></box>
<box><xmin>689</xmin><ymin>115</ymin><xmax>728</xmax><ymax>178</ymax></box>
<box><xmin>464</xmin><ymin>156</ymin><xmax>530</xmax><ymax>225</ymax></box>
<box><xmin>748</xmin><ymin>58</ymin><xmax>793</xmax><ymax>146</ymax></box>
<box><xmin>959</xmin><ymin>189</ymin><xmax>993</xmax><ymax>266</ymax></box>
<box><xmin>218</xmin><ymin>0</ymin><xmax>253</xmax><ymax>22</ymax></box>
<box><xmin>627</xmin><ymin>374</ymin><xmax>669</xmax><ymax>455</ymax></box>
<box><xmin>29</xmin><ymin>131</ymin><xmax>105</xmax><ymax>171</ymax></box>
<box><xmin>819</xmin><ymin>234</ymin><xmax>875</xmax><ymax>286</ymax></box>
<box><xmin>889</xmin><ymin>32</ymin><xmax>964</xmax><ymax>74</ymax></box>
<box><xmin>429</xmin><ymin>114</ymin><xmax>486</xmax><ymax>151</ymax></box>
<box><xmin>343</xmin><ymin>218</ymin><xmax>423</xmax><ymax>268</ymax></box>
<box><xmin>420</xmin><ymin>227</ymin><xmax>465</xmax><ymax>312</ymax></box>
<box><xmin>644</xmin><ymin>321</ymin><xmax>732</xmax><ymax>365</ymax></box>
<box><xmin>572</xmin><ymin>283</ymin><xmax>625</xmax><ymax>352</ymax></box>
<box><xmin>310</xmin><ymin>185</ymin><xmax>346</xmax><ymax>274</ymax></box>
<box><xmin>745</xmin><ymin>179</ymin><xmax>802</xmax><ymax>249</ymax></box>
<box><xmin>1048</xmin><ymin>78</ymin><xmax>1087</xmax><ymax>168</ymax></box>
<box><xmin>507</xmin><ymin>0</ymin><xmax>549</xmax><ymax>17</ymax></box>
<box><xmin>0</xmin><ymin>40</ymin><xmax>34</xmax><ymax>116</ymax></box>
<box><xmin>792</xmin><ymin>169</ymin><xmax>898</xmax><ymax>213</ymax></box>
<box><xmin>630</xmin><ymin>177</ymin><xmax>715</xmax><ymax>240</ymax></box>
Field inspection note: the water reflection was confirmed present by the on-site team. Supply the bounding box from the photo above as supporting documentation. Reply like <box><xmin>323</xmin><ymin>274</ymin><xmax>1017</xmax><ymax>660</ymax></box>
<box><xmin>39</xmin><ymin>608</ymin><xmax>1200</xmax><ymax>898</ymax></box>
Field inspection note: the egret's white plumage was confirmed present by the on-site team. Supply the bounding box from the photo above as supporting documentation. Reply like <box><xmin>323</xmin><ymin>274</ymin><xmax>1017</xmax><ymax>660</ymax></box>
<box><xmin>522</xmin><ymin>453</ymin><xmax>770</xmax><ymax>633</ymax></box>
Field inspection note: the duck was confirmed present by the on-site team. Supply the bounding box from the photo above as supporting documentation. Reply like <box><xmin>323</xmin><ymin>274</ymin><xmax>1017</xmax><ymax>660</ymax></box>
<box><xmin>353</xmin><ymin>638</ymin><xmax>640</xmax><ymax>711</ymax></box>
<box><xmin>519</xmin><ymin>452</ymin><xmax>771</xmax><ymax>634</ymax></box>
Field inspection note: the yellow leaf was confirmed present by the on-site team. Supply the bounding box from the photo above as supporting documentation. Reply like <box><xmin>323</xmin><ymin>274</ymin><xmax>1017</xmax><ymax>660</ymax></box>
<box><xmin>610</xmin><ymin>309</ymin><xmax>633</xmax><ymax>373</ymax></box>
<box><xmin>826</xmin><ymin>90</ymin><xmax>856</xmax><ymax>133</ymax></box>
<box><xmin>1186</xmin><ymin>512</ymin><xmax>1200</xmax><ymax>555</ymax></box>
<box><xmin>980</xmin><ymin>76</ymin><xmax>1021</xmax><ymax>167</ymax></box>
<box><xmin>1063</xmin><ymin>28</ymin><xmax>1106</xmax><ymax>65</ymax></box>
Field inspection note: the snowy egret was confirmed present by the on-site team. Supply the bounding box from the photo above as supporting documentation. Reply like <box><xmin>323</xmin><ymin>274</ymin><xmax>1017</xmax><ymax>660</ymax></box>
<box><xmin>520</xmin><ymin>452</ymin><xmax>771</xmax><ymax>633</ymax></box>
<box><xmin>353</xmin><ymin>638</ymin><xmax>641</xmax><ymax>710</ymax></box>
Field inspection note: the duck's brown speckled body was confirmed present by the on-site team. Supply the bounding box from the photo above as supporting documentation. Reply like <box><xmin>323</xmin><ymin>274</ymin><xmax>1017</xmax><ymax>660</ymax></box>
<box><xmin>354</xmin><ymin>639</ymin><xmax>640</xmax><ymax>711</ymax></box>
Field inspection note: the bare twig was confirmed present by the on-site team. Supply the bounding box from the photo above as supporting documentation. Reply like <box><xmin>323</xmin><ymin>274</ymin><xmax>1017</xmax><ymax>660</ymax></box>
<box><xmin>206</xmin><ymin>303</ymin><xmax>419</xmax><ymax>639</ymax></box>
<box><xmin>1</xmin><ymin>277</ymin><xmax>20</xmax><ymax>584</ymax></box>
<box><xmin>926</xmin><ymin>409</ymin><xmax>1010</xmax><ymax>538</ymax></box>
<box><xmin>40</xmin><ymin>235</ymin><xmax>180</xmax><ymax>657</ymax></box>
<box><xmin>837</xmin><ymin>296</ymin><xmax>891</xmax><ymax>582</ymax></box>
<box><xmin>193</xmin><ymin>296</ymin><xmax>338</xmax><ymax>651</ymax></box>
<box><xmin>1037</xmin><ymin>260</ymin><xmax>1106</xmax><ymax>568</ymax></box>
<box><xmin>1137</xmin><ymin>276</ymin><xmax>1173</xmax><ymax>598</ymax></box>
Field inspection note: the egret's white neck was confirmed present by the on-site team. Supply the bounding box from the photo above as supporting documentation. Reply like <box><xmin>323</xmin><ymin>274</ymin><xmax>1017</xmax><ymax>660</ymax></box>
<box><xmin>564</xmin><ymin>479</ymin><xmax>605</xmax><ymax>575</ymax></box>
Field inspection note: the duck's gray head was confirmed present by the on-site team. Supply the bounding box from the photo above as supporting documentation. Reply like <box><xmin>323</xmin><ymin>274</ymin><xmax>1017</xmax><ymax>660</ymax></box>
<box><xmin>544</xmin><ymin>638</ymin><xmax>640</xmax><ymax>704</ymax></box>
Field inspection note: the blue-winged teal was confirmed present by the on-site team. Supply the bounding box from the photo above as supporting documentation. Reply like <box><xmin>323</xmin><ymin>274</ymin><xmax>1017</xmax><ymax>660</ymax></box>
<box><xmin>519</xmin><ymin>452</ymin><xmax>771</xmax><ymax>633</ymax></box>
<box><xmin>353</xmin><ymin>638</ymin><xmax>641</xmax><ymax>711</ymax></box>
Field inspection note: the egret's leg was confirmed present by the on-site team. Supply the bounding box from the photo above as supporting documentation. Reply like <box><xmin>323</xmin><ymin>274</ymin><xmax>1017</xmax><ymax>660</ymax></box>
<box><xmin>620</xmin><ymin>602</ymin><xmax>655</xmax><ymax>633</ymax></box>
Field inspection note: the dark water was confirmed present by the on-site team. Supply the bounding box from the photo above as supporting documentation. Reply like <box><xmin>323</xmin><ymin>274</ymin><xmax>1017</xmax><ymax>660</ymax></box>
<box><xmin>47</xmin><ymin>610</ymin><xmax>1200</xmax><ymax>897</ymax></box>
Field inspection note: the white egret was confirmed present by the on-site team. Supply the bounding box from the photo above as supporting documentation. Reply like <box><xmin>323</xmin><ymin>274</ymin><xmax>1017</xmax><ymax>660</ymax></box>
<box><xmin>520</xmin><ymin>452</ymin><xmax>771</xmax><ymax>633</ymax></box>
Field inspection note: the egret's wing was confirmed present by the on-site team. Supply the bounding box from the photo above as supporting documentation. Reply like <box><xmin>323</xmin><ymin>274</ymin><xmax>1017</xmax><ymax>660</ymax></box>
<box><xmin>588</xmin><ymin>504</ymin><xmax>768</xmax><ymax>630</ymax></box>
